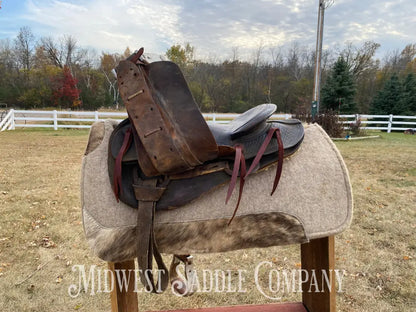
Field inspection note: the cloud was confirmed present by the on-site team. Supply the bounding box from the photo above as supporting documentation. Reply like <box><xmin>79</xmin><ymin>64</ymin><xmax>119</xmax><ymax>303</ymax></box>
<box><xmin>4</xmin><ymin>0</ymin><xmax>416</xmax><ymax>60</ymax></box>
<box><xmin>22</xmin><ymin>0</ymin><xmax>182</xmax><ymax>53</ymax></box>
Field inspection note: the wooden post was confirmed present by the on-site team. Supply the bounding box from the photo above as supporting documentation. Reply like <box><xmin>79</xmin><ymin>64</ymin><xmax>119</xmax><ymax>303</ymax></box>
<box><xmin>301</xmin><ymin>236</ymin><xmax>336</xmax><ymax>312</ymax></box>
<box><xmin>109</xmin><ymin>260</ymin><xmax>138</xmax><ymax>312</ymax></box>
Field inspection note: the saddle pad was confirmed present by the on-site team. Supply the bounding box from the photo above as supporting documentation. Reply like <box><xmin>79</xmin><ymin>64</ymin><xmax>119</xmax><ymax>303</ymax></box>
<box><xmin>81</xmin><ymin>120</ymin><xmax>352</xmax><ymax>263</ymax></box>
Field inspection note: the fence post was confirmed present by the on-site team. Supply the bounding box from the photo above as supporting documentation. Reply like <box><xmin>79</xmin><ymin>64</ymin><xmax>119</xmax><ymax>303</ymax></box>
<box><xmin>53</xmin><ymin>110</ymin><xmax>58</xmax><ymax>130</ymax></box>
<box><xmin>10</xmin><ymin>109</ymin><xmax>15</xmax><ymax>130</ymax></box>
<box><xmin>387</xmin><ymin>114</ymin><xmax>393</xmax><ymax>133</ymax></box>
<box><xmin>212</xmin><ymin>113</ymin><xmax>216</xmax><ymax>124</ymax></box>
<box><xmin>94</xmin><ymin>111</ymin><xmax>99</xmax><ymax>122</ymax></box>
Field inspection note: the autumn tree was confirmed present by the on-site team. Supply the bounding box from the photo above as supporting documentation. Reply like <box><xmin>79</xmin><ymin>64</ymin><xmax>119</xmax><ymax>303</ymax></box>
<box><xmin>14</xmin><ymin>26</ymin><xmax>35</xmax><ymax>71</ymax></box>
<box><xmin>0</xmin><ymin>39</ymin><xmax>20</xmax><ymax>106</ymax></box>
<box><xmin>166</xmin><ymin>43</ymin><xmax>194</xmax><ymax>68</ymax></box>
<box><xmin>52</xmin><ymin>65</ymin><xmax>81</xmax><ymax>108</ymax></box>
<box><xmin>39</xmin><ymin>35</ymin><xmax>85</xmax><ymax>69</ymax></box>
<box><xmin>100</xmin><ymin>52</ymin><xmax>124</xmax><ymax>108</ymax></box>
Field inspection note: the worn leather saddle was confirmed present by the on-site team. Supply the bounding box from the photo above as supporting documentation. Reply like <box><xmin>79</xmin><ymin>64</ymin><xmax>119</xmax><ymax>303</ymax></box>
<box><xmin>108</xmin><ymin>48</ymin><xmax>304</xmax><ymax>294</ymax></box>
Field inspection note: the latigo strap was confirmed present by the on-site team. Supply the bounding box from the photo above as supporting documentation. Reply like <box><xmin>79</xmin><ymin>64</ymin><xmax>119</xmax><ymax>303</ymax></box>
<box><xmin>135</xmin><ymin>178</ymin><xmax>168</xmax><ymax>293</ymax></box>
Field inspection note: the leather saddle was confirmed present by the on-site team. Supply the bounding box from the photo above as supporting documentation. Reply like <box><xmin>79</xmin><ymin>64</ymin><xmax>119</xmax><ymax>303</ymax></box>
<box><xmin>108</xmin><ymin>48</ymin><xmax>304</xmax><ymax>294</ymax></box>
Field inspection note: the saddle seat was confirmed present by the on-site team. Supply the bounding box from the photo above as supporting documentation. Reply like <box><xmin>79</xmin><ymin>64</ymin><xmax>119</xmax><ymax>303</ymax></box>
<box><xmin>209</xmin><ymin>104</ymin><xmax>304</xmax><ymax>159</ymax></box>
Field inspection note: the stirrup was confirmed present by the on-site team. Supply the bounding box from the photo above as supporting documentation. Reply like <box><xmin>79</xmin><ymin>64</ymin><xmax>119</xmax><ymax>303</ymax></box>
<box><xmin>169</xmin><ymin>255</ymin><xmax>197</xmax><ymax>296</ymax></box>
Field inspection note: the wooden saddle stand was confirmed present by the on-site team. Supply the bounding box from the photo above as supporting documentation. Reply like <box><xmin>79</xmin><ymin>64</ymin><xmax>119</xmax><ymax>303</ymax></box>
<box><xmin>81</xmin><ymin>48</ymin><xmax>353</xmax><ymax>312</ymax></box>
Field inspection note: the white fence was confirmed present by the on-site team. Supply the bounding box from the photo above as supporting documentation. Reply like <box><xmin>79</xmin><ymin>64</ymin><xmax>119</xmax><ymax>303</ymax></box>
<box><xmin>0</xmin><ymin>110</ymin><xmax>127</xmax><ymax>131</ymax></box>
<box><xmin>339</xmin><ymin>114</ymin><xmax>416</xmax><ymax>133</ymax></box>
<box><xmin>1</xmin><ymin>109</ymin><xmax>415</xmax><ymax>132</ymax></box>
<box><xmin>0</xmin><ymin>109</ymin><xmax>292</xmax><ymax>132</ymax></box>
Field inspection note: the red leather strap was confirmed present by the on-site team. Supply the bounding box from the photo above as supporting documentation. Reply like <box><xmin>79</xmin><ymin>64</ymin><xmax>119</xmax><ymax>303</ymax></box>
<box><xmin>246</xmin><ymin>127</ymin><xmax>275</xmax><ymax>176</ymax></box>
<box><xmin>225</xmin><ymin>145</ymin><xmax>246</xmax><ymax>225</ymax></box>
<box><xmin>113</xmin><ymin>127</ymin><xmax>133</xmax><ymax>201</ymax></box>
<box><xmin>226</xmin><ymin>128</ymin><xmax>285</xmax><ymax>224</ymax></box>
<box><xmin>246</xmin><ymin>127</ymin><xmax>284</xmax><ymax>195</ymax></box>
<box><xmin>271</xmin><ymin>128</ymin><xmax>284</xmax><ymax>195</ymax></box>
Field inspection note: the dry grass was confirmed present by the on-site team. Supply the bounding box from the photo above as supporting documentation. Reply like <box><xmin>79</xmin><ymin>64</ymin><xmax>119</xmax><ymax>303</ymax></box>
<box><xmin>0</xmin><ymin>129</ymin><xmax>415</xmax><ymax>311</ymax></box>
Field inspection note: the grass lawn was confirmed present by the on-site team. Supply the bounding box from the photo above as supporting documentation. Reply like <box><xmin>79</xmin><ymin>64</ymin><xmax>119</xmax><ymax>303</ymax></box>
<box><xmin>0</xmin><ymin>129</ymin><xmax>415</xmax><ymax>311</ymax></box>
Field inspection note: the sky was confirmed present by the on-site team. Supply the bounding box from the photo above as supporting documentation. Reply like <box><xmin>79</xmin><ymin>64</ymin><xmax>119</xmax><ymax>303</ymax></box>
<box><xmin>0</xmin><ymin>0</ymin><xmax>415</xmax><ymax>61</ymax></box>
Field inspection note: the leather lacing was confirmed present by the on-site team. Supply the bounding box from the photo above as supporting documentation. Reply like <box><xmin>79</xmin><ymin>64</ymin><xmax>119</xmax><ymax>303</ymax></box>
<box><xmin>226</xmin><ymin>127</ymin><xmax>284</xmax><ymax>224</ymax></box>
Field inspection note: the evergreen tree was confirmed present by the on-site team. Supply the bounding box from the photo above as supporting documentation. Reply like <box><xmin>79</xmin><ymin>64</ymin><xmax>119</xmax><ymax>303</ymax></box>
<box><xmin>371</xmin><ymin>73</ymin><xmax>402</xmax><ymax>115</ymax></box>
<box><xmin>321</xmin><ymin>56</ymin><xmax>356</xmax><ymax>113</ymax></box>
<box><xmin>400</xmin><ymin>73</ymin><xmax>416</xmax><ymax>115</ymax></box>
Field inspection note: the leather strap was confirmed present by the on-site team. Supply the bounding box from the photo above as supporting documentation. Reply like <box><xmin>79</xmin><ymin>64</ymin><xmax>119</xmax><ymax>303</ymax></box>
<box><xmin>225</xmin><ymin>145</ymin><xmax>246</xmax><ymax>225</ymax></box>
<box><xmin>113</xmin><ymin>127</ymin><xmax>133</xmax><ymax>201</ymax></box>
<box><xmin>271</xmin><ymin>128</ymin><xmax>284</xmax><ymax>195</ymax></box>
<box><xmin>246</xmin><ymin>127</ymin><xmax>284</xmax><ymax>195</ymax></box>
<box><xmin>135</xmin><ymin>178</ymin><xmax>168</xmax><ymax>293</ymax></box>
<box><xmin>226</xmin><ymin>128</ymin><xmax>285</xmax><ymax>224</ymax></box>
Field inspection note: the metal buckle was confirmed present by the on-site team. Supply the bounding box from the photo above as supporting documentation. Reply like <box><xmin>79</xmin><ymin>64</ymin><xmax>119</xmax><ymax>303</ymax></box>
<box><xmin>170</xmin><ymin>255</ymin><xmax>196</xmax><ymax>296</ymax></box>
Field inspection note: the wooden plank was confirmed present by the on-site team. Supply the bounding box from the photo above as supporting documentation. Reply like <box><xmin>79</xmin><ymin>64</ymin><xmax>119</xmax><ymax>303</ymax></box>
<box><xmin>109</xmin><ymin>260</ymin><xmax>138</xmax><ymax>312</ymax></box>
<box><xmin>154</xmin><ymin>302</ymin><xmax>307</xmax><ymax>312</ymax></box>
<box><xmin>301</xmin><ymin>236</ymin><xmax>336</xmax><ymax>312</ymax></box>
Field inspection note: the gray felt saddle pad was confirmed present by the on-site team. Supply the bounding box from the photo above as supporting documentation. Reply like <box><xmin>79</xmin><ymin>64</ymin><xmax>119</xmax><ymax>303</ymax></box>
<box><xmin>81</xmin><ymin>120</ymin><xmax>352</xmax><ymax>263</ymax></box>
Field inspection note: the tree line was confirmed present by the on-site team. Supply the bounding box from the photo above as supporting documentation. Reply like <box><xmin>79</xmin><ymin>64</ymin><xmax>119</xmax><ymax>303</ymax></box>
<box><xmin>1</xmin><ymin>26</ymin><xmax>415</xmax><ymax>115</ymax></box>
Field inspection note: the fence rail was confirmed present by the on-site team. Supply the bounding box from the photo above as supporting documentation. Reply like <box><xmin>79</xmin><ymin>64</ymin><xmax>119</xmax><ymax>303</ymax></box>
<box><xmin>339</xmin><ymin>114</ymin><xmax>416</xmax><ymax>132</ymax></box>
<box><xmin>1</xmin><ymin>109</ymin><xmax>415</xmax><ymax>132</ymax></box>
<box><xmin>0</xmin><ymin>109</ymin><xmax>292</xmax><ymax>132</ymax></box>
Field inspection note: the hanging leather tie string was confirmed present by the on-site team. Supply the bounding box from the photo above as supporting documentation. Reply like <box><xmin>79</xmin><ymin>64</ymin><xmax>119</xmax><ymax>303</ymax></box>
<box><xmin>271</xmin><ymin>128</ymin><xmax>284</xmax><ymax>195</ymax></box>
<box><xmin>113</xmin><ymin>127</ymin><xmax>133</xmax><ymax>201</ymax></box>
<box><xmin>225</xmin><ymin>145</ymin><xmax>246</xmax><ymax>225</ymax></box>
<box><xmin>246</xmin><ymin>127</ymin><xmax>284</xmax><ymax>196</ymax></box>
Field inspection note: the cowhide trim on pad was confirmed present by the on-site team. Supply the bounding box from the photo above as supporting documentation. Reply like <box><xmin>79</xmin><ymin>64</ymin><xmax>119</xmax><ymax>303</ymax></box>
<box><xmin>83</xmin><ymin>208</ymin><xmax>306</xmax><ymax>262</ymax></box>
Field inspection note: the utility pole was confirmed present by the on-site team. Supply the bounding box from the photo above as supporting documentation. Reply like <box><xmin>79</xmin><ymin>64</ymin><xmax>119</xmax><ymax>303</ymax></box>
<box><xmin>312</xmin><ymin>0</ymin><xmax>334</xmax><ymax>118</ymax></box>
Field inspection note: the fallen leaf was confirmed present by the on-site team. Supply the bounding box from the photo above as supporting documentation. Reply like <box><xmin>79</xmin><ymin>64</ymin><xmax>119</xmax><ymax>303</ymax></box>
<box><xmin>40</xmin><ymin>236</ymin><xmax>56</xmax><ymax>248</ymax></box>
<box><xmin>27</xmin><ymin>284</ymin><xmax>35</xmax><ymax>292</ymax></box>
<box><xmin>56</xmin><ymin>275</ymin><xmax>63</xmax><ymax>283</ymax></box>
